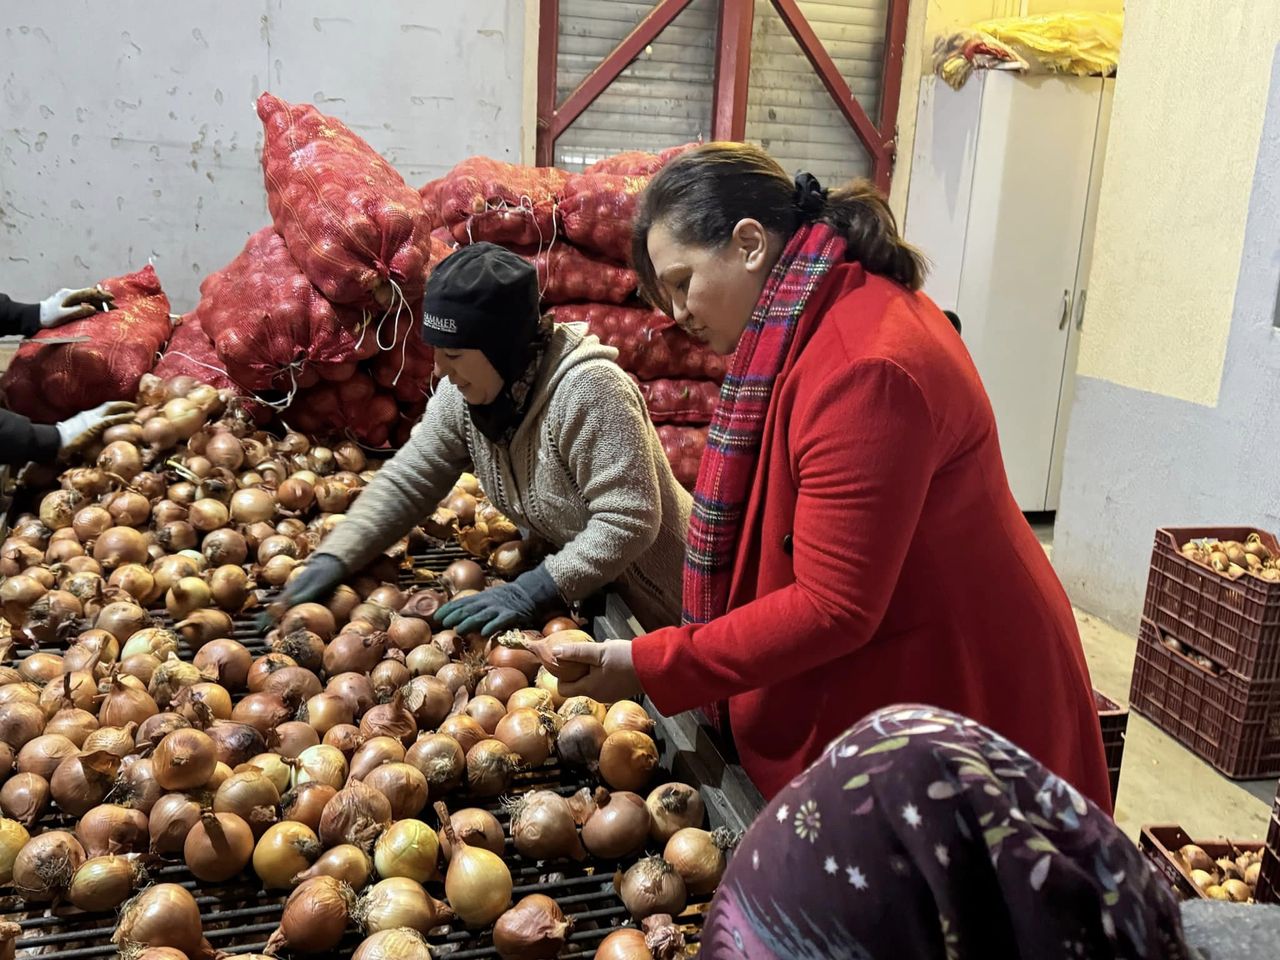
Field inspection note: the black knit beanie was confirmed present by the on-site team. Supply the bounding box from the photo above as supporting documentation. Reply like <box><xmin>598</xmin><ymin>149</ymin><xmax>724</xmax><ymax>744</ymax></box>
<box><xmin>421</xmin><ymin>242</ymin><xmax>541</xmax><ymax>384</ymax></box>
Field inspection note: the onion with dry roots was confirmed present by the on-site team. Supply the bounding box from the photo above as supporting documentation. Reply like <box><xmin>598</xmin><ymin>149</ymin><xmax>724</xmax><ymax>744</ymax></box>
<box><xmin>112</xmin><ymin>883</ymin><xmax>204</xmax><ymax>956</ymax></box>
<box><xmin>11</xmin><ymin>829</ymin><xmax>84</xmax><ymax>900</ymax></box>
<box><xmin>319</xmin><ymin>779</ymin><xmax>393</xmax><ymax>851</ymax></box>
<box><xmin>664</xmin><ymin>827</ymin><xmax>736</xmax><ymax>895</ymax></box>
<box><xmin>646</xmin><ymin>783</ymin><xmax>706</xmax><ymax>843</ymax></box>
<box><xmin>617</xmin><ymin>855</ymin><xmax>687</xmax><ymax>922</ymax></box>
<box><xmin>351</xmin><ymin>878</ymin><xmax>452</xmax><ymax>940</ymax></box>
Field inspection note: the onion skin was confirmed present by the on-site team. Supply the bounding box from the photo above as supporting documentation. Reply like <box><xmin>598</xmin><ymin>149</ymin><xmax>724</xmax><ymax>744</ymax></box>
<box><xmin>508</xmin><ymin>790</ymin><xmax>586</xmax><ymax>863</ymax></box>
<box><xmin>436</xmin><ymin>801</ymin><xmax>513</xmax><ymax>929</ymax></box>
<box><xmin>405</xmin><ymin>734</ymin><xmax>466</xmax><ymax>794</ymax></box>
<box><xmin>466</xmin><ymin>739</ymin><xmax>523</xmax><ymax>797</ymax></box>
<box><xmin>664</xmin><ymin>827</ymin><xmax>734</xmax><ymax>895</ymax></box>
<box><xmin>557</xmin><ymin>716</ymin><xmax>607</xmax><ymax>768</ymax></box>
<box><xmin>12</xmin><ymin>830</ymin><xmax>85</xmax><ymax>901</ymax></box>
<box><xmin>293</xmin><ymin>844</ymin><xmax>371</xmax><ymax>888</ymax></box>
<box><xmin>50</xmin><ymin>749</ymin><xmax>120</xmax><ymax>816</ymax></box>
<box><xmin>253</xmin><ymin>821</ymin><xmax>321</xmax><ymax>890</ymax></box>
<box><xmin>319</xmin><ymin>779</ymin><xmax>393</xmax><ymax>851</ymax></box>
<box><xmin>362</xmin><ymin>762</ymin><xmax>429</xmax><ymax>821</ymax></box>
<box><xmin>265</xmin><ymin>876</ymin><xmax>356</xmax><ymax>955</ymax></box>
<box><xmin>598</xmin><ymin>730</ymin><xmax>659</xmax><ymax>792</ymax></box>
<box><xmin>437</xmin><ymin>807</ymin><xmax>506</xmax><ymax>861</ymax></box>
<box><xmin>349</xmin><ymin>736</ymin><xmax>406</xmax><ymax>782</ymax></box>
<box><xmin>153</xmin><ymin>728</ymin><xmax>217</xmax><ymax>790</ymax></box>
<box><xmin>493</xmin><ymin>894</ymin><xmax>574</xmax><ymax>960</ymax></box>
<box><xmin>646</xmin><ymin>783</ymin><xmax>706</xmax><ymax>843</ymax></box>
<box><xmin>582</xmin><ymin>791</ymin><xmax>651</xmax><ymax>860</ymax></box>
<box><xmin>149</xmin><ymin>793</ymin><xmax>204</xmax><ymax>856</ymax></box>
<box><xmin>184</xmin><ymin>812</ymin><xmax>254</xmax><ymax>882</ymax></box>
<box><xmin>112</xmin><ymin>882</ymin><xmax>204</xmax><ymax>956</ymax></box>
<box><xmin>352</xmin><ymin>928</ymin><xmax>433</xmax><ymax>960</ymax></box>
<box><xmin>356</xmin><ymin>876</ymin><xmax>454</xmax><ymax>934</ymax></box>
<box><xmin>282</xmin><ymin>783</ymin><xmax>338</xmax><ymax>833</ymax></box>
<box><xmin>76</xmin><ymin>804</ymin><xmax>149</xmax><ymax>857</ymax></box>
<box><xmin>618</xmin><ymin>856</ymin><xmax>687</xmax><ymax>922</ymax></box>
<box><xmin>0</xmin><ymin>773</ymin><xmax>50</xmax><ymax>827</ymax></box>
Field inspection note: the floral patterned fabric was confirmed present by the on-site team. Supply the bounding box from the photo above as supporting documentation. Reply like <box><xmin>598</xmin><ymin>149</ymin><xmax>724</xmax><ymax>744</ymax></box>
<box><xmin>699</xmin><ymin>705</ymin><xmax>1189</xmax><ymax>960</ymax></box>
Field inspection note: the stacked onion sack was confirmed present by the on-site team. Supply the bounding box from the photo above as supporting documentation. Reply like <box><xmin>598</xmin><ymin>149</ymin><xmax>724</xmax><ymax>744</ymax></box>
<box><xmin>0</xmin><ymin>376</ymin><xmax>732</xmax><ymax>959</ymax></box>
<box><xmin>424</xmin><ymin>147</ymin><xmax>722</xmax><ymax>488</ymax></box>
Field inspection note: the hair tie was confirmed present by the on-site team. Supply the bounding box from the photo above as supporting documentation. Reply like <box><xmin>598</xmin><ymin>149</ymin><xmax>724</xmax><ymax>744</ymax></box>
<box><xmin>793</xmin><ymin>172</ymin><xmax>828</xmax><ymax>221</ymax></box>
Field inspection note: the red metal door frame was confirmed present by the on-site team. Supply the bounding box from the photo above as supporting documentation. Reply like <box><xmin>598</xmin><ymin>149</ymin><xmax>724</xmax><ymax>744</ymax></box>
<box><xmin>537</xmin><ymin>0</ymin><xmax>910</xmax><ymax>191</ymax></box>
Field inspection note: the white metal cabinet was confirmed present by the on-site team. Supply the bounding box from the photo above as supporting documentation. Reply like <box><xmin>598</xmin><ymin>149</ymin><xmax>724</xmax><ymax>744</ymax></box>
<box><xmin>904</xmin><ymin>72</ymin><xmax>1113</xmax><ymax>511</ymax></box>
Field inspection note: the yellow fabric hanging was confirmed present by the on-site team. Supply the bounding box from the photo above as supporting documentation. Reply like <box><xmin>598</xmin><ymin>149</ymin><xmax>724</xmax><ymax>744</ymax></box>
<box><xmin>934</xmin><ymin>12</ymin><xmax>1123</xmax><ymax>90</ymax></box>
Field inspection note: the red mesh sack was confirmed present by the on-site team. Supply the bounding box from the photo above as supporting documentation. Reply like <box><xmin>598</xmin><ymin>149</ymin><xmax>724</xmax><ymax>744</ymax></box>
<box><xmin>257</xmin><ymin>93</ymin><xmax>431</xmax><ymax>311</ymax></box>
<box><xmin>439</xmin><ymin>157</ymin><xmax>569</xmax><ymax>247</ymax></box>
<box><xmin>153</xmin><ymin>314</ymin><xmax>236</xmax><ymax>391</ymax></box>
<box><xmin>559</xmin><ymin>173</ymin><xmax>649</xmax><ymax>263</ymax></box>
<box><xmin>521</xmin><ymin>244</ymin><xmax>636</xmax><ymax>304</ymax></box>
<box><xmin>286</xmin><ymin>374</ymin><xmax>400</xmax><ymax>448</ymax></box>
<box><xmin>554</xmin><ymin>303</ymin><xmax>728</xmax><ymax>382</ymax></box>
<box><xmin>585</xmin><ymin>142</ymin><xmax>700</xmax><ymax>177</ymax></box>
<box><xmin>657</xmin><ymin>425</ymin><xmax>708</xmax><ymax>488</ymax></box>
<box><xmin>632</xmin><ymin>377</ymin><xmax>720</xmax><ymax>424</ymax></box>
<box><xmin>1</xmin><ymin>265</ymin><xmax>171</xmax><ymax>422</ymax></box>
<box><xmin>196</xmin><ymin>228</ymin><xmax>379</xmax><ymax>394</ymax></box>
<box><xmin>420</xmin><ymin>177</ymin><xmax>446</xmax><ymax>230</ymax></box>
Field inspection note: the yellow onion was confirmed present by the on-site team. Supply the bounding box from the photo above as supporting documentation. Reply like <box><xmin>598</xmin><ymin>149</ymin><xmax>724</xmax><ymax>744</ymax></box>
<box><xmin>293</xmin><ymin>844</ymin><xmax>372</xmax><ymax>888</ymax></box>
<box><xmin>493</xmin><ymin>894</ymin><xmax>574</xmax><ymax>960</ymax></box>
<box><xmin>355</xmin><ymin>876</ymin><xmax>454</xmax><ymax>934</ymax></box>
<box><xmin>66</xmin><ymin>854</ymin><xmax>142</xmax><ymax>911</ymax></box>
<box><xmin>265</xmin><ymin>876</ymin><xmax>356</xmax><ymax>955</ymax></box>
<box><xmin>352</xmin><ymin>928</ymin><xmax>432</xmax><ymax>960</ymax></box>
<box><xmin>253</xmin><ymin>820</ymin><xmax>320</xmax><ymax>890</ymax></box>
<box><xmin>112</xmin><ymin>882</ymin><xmax>203</xmax><ymax>955</ymax></box>
<box><xmin>373</xmin><ymin>818</ymin><xmax>440</xmax><ymax>883</ymax></box>
<box><xmin>436</xmin><ymin>801</ymin><xmax>512</xmax><ymax>928</ymax></box>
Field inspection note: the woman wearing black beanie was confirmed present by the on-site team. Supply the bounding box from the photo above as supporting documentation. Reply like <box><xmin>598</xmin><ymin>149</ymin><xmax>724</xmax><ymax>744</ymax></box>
<box><xmin>276</xmin><ymin>242</ymin><xmax>689</xmax><ymax>634</ymax></box>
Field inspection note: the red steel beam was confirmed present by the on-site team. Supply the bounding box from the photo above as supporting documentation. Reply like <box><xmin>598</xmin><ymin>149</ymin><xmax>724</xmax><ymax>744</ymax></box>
<box><xmin>769</xmin><ymin>0</ymin><xmax>891</xmax><ymax>189</ymax></box>
<box><xmin>712</xmin><ymin>0</ymin><xmax>755</xmax><ymax>141</ymax></box>
<box><xmin>535</xmin><ymin>0</ymin><xmax>560</xmax><ymax>166</ymax></box>
<box><xmin>549</xmin><ymin>0</ymin><xmax>697</xmax><ymax>143</ymax></box>
<box><xmin>874</xmin><ymin>0</ymin><xmax>910</xmax><ymax>184</ymax></box>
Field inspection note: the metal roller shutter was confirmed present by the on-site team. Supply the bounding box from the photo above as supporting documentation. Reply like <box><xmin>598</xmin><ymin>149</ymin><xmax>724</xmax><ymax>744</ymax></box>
<box><xmin>554</xmin><ymin>0</ymin><xmax>888</xmax><ymax>182</ymax></box>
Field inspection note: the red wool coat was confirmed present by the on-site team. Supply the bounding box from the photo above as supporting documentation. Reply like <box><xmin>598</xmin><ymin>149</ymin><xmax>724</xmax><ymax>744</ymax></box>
<box><xmin>631</xmin><ymin>262</ymin><xmax>1112</xmax><ymax>812</ymax></box>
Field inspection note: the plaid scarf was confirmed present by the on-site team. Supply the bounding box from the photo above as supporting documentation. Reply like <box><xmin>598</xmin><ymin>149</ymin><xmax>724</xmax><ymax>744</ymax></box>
<box><xmin>683</xmin><ymin>222</ymin><xmax>848</xmax><ymax>627</ymax></box>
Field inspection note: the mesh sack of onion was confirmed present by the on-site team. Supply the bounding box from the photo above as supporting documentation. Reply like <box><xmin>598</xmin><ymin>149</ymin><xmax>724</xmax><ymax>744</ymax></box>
<box><xmin>584</xmin><ymin>141</ymin><xmax>700</xmax><ymax>177</ymax></box>
<box><xmin>557</xmin><ymin>173</ymin><xmax>650</xmax><ymax>264</ymax></box>
<box><xmin>257</xmin><ymin>93</ymin><xmax>431</xmax><ymax>313</ymax></box>
<box><xmin>657</xmin><ymin>424</ymin><xmax>709</xmax><ymax>489</ymax></box>
<box><xmin>194</xmin><ymin>227</ymin><xmax>380</xmax><ymax>399</ymax></box>
<box><xmin>438</xmin><ymin>157</ymin><xmax>569</xmax><ymax>248</ymax></box>
<box><xmin>553</xmin><ymin>303</ymin><xmax>728</xmax><ymax>383</ymax></box>
<box><xmin>517</xmin><ymin>243</ymin><xmax>637</xmax><ymax>305</ymax></box>
<box><xmin>631</xmin><ymin>377</ymin><xmax>720</xmax><ymax>425</ymax></box>
<box><xmin>0</xmin><ymin>265</ymin><xmax>171</xmax><ymax>423</ymax></box>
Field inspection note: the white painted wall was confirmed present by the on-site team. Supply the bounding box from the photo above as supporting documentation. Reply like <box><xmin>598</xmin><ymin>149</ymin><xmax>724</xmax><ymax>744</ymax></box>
<box><xmin>0</xmin><ymin>0</ymin><xmax>535</xmax><ymax>313</ymax></box>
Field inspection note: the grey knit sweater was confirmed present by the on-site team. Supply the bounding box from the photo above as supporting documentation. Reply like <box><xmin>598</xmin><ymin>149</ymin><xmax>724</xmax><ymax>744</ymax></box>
<box><xmin>316</xmin><ymin>324</ymin><xmax>691</xmax><ymax>630</ymax></box>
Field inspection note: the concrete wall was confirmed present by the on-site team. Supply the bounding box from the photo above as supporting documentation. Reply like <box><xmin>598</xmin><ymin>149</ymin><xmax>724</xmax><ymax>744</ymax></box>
<box><xmin>1053</xmin><ymin>35</ymin><xmax>1280</xmax><ymax>631</ymax></box>
<box><xmin>0</xmin><ymin>0</ymin><xmax>536</xmax><ymax>313</ymax></box>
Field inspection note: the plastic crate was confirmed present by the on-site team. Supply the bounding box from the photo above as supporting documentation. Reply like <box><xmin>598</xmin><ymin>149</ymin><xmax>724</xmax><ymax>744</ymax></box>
<box><xmin>1130</xmin><ymin>618</ymin><xmax>1280</xmax><ymax>779</ymax></box>
<box><xmin>1142</xmin><ymin>526</ymin><xmax>1280</xmax><ymax>681</ymax></box>
<box><xmin>1139</xmin><ymin>824</ymin><xmax>1265</xmax><ymax>901</ymax></box>
<box><xmin>1094</xmin><ymin>689</ymin><xmax>1127</xmax><ymax>806</ymax></box>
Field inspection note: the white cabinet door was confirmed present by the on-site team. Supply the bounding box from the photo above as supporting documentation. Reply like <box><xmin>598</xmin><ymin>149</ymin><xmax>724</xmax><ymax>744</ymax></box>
<box><xmin>1046</xmin><ymin>78</ymin><xmax>1114</xmax><ymax>510</ymax></box>
<box><xmin>955</xmin><ymin>74</ymin><xmax>1103</xmax><ymax>511</ymax></box>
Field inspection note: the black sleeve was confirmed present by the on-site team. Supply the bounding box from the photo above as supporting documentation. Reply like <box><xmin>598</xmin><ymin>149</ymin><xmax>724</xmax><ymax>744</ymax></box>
<box><xmin>0</xmin><ymin>410</ymin><xmax>61</xmax><ymax>465</ymax></box>
<box><xmin>0</xmin><ymin>294</ymin><xmax>41</xmax><ymax>337</ymax></box>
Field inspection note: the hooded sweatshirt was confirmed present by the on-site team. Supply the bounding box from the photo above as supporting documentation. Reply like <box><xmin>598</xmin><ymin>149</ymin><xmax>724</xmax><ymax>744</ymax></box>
<box><xmin>316</xmin><ymin>323</ymin><xmax>690</xmax><ymax>630</ymax></box>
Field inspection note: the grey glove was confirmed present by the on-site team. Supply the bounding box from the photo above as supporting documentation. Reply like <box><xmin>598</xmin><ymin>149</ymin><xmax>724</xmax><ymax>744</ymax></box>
<box><xmin>40</xmin><ymin>286</ymin><xmax>113</xmax><ymax>328</ymax></box>
<box><xmin>56</xmin><ymin>401</ymin><xmax>136</xmax><ymax>453</ymax></box>
<box><xmin>437</xmin><ymin>564</ymin><xmax>561</xmax><ymax>637</ymax></box>
<box><xmin>259</xmin><ymin>553</ymin><xmax>348</xmax><ymax>632</ymax></box>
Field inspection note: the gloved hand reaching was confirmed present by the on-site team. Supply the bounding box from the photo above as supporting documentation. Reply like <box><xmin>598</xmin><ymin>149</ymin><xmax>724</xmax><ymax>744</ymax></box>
<box><xmin>40</xmin><ymin>286</ymin><xmax>114</xmax><ymax>328</ymax></box>
<box><xmin>437</xmin><ymin>564</ymin><xmax>561</xmax><ymax>637</ymax></box>
<box><xmin>258</xmin><ymin>553</ymin><xmax>348</xmax><ymax>632</ymax></box>
<box><xmin>56</xmin><ymin>401</ymin><xmax>137</xmax><ymax>453</ymax></box>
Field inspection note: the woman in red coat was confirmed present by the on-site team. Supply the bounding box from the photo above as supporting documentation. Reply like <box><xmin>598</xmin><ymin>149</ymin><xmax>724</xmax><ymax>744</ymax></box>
<box><xmin>549</xmin><ymin>143</ymin><xmax>1111</xmax><ymax>811</ymax></box>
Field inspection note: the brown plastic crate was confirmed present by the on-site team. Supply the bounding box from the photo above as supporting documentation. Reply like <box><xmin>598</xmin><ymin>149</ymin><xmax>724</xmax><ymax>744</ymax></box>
<box><xmin>1094</xmin><ymin>689</ymin><xmax>1127</xmax><ymax>806</ymax></box>
<box><xmin>1130</xmin><ymin>618</ymin><xmax>1280</xmax><ymax>779</ymax></box>
<box><xmin>1142</xmin><ymin>526</ymin><xmax>1280</xmax><ymax>681</ymax></box>
<box><xmin>1139</xmin><ymin>824</ymin><xmax>1265</xmax><ymax>901</ymax></box>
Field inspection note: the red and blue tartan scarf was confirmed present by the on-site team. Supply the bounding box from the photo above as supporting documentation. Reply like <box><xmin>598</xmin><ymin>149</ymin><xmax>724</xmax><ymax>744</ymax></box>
<box><xmin>682</xmin><ymin>222</ymin><xmax>848</xmax><ymax>626</ymax></box>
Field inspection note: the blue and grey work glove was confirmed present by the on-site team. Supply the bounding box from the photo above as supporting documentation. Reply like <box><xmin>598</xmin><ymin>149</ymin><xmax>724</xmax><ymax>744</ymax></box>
<box><xmin>437</xmin><ymin>564</ymin><xmax>560</xmax><ymax>637</ymax></box>
<box><xmin>260</xmin><ymin>553</ymin><xmax>347</xmax><ymax>630</ymax></box>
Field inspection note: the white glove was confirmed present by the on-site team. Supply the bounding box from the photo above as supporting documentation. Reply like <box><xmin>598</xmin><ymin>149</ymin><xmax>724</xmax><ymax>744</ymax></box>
<box><xmin>56</xmin><ymin>401</ymin><xmax>137</xmax><ymax>452</ymax></box>
<box><xmin>39</xmin><ymin>286</ymin><xmax>113</xmax><ymax>329</ymax></box>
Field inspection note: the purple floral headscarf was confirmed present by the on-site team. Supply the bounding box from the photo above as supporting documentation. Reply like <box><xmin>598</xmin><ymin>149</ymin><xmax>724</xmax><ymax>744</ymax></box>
<box><xmin>698</xmin><ymin>704</ymin><xmax>1189</xmax><ymax>960</ymax></box>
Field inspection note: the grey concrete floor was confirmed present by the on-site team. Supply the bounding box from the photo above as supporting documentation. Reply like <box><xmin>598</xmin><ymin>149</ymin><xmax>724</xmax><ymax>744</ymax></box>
<box><xmin>1032</xmin><ymin>519</ymin><xmax>1276</xmax><ymax>842</ymax></box>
